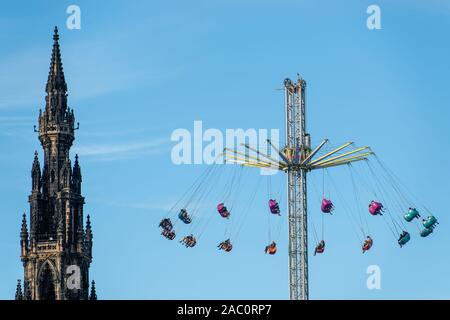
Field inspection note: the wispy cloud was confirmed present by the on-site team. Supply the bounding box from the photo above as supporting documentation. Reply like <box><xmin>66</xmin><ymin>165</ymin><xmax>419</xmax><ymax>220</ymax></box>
<box><xmin>0</xmin><ymin>116</ymin><xmax>33</xmax><ymax>126</ymax></box>
<box><xmin>72</xmin><ymin>138</ymin><xmax>170</xmax><ymax>161</ymax></box>
<box><xmin>0</xmin><ymin>116</ymin><xmax>35</xmax><ymax>138</ymax></box>
<box><xmin>78</xmin><ymin>127</ymin><xmax>151</xmax><ymax>138</ymax></box>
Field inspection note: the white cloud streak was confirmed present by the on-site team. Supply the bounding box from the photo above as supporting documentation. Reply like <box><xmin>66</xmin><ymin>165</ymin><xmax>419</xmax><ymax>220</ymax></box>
<box><xmin>72</xmin><ymin>138</ymin><xmax>170</xmax><ymax>161</ymax></box>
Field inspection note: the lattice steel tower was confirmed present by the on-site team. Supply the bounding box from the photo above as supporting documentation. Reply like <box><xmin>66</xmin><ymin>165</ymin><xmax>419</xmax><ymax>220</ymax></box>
<box><xmin>224</xmin><ymin>74</ymin><xmax>373</xmax><ymax>300</ymax></box>
<box><xmin>284</xmin><ymin>76</ymin><xmax>309</xmax><ymax>300</ymax></box>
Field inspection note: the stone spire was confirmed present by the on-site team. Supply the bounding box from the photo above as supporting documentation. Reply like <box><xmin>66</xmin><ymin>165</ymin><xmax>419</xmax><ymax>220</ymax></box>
<box><xmin>46</xmin><ymin>26</ymin><xmax>67</xmax><ymax>94</ymax></box>
<box><xmin>89</xmin><ymin>281</ymin><xmax>97</xmax><ymax>300</ymax></box>
<box><xmin>86</xmin><ymin>214</ymin><xmax>92</xmax><ymax>240</ymax></box>
<box><xmin>72</xmin><ymin>154</ymin><xmax>82</xmax><ymax>194</ymax></box>
<box><xmin>20</xmin><ymin>213</ymin><xmax>29</xmax><ymax>257</ymax></box>
<box><xmin>85</xmin><ymin>214</ymin><xmax>93</xmax><ymax>260</ymax></box>
<box><xmin>19</xmin><ymin>27</ymin><xmax>93</xmax><ymax>300</ymax></box>
<box><xmin>15</xmin><ymin>280</ymin><xmax>23</xmax><ymax>300</ymax></box>
<box><xmin>20</xmin><ymin>213</ymin><xmax>28</xmax><ymax>241</ymax></box>
<box><xmin>39</xmin><ymin>26</ymin><xmax>75</xmax><ymax>157</ymax></box>
<box><xmin>31</xmin><ymin>151</ymin><xmax>41</xmax><ymax>192</ymax></box>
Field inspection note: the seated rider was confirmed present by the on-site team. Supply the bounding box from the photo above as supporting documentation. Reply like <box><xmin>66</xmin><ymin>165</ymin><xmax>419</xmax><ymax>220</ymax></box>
<box><xmin>369</xmin><ymin>201</ymin><xmax>383</xmax><ymax>216</ymax></box>
<box><xmin>180</xmin><ymin>234</ymin><xmax>190</xmax><ymax>246</ymax></box>
<box><xmin>265</xmin><ymin>241</ymin><xmax>277</xmax><ymax>254</ymax></box>
<box><xmin>423</xmin><ymin>216</ymin><xmax>439</xmax><ymax>228</ymax></box>
<box><xmin>314</xmin><ymin>240</ymin><xmax>325</xmax><ymax>256</ymax></box>
<box><xmin>180</xmin><ymin>209</ymin><xmax>192</xmax><ymax>222</ymax></box>
<box><xmin>398</xmin><ymin>231</ymin><xmax>411</xmax><ymax>247</ymax></box>
<box><xmin>321</xmin><ymin>199</ymin><xmax>334</xmax><ymax>214</ymax></box>
<box><xmin>181</xmin><ymin>234</ymin><xmax>196</xmax><ymax>247</ymax></box>
<box><xmin>162</xmin><ymin>229</ymin><xmax>175</xmax><ymax>240</ymax></box>
<box><xmin>274</xmin><ymin>204</ymin><xmax>280</xmax><ymax>214</ymax></box>
<box><xmin>217</xmin><ymin>203</ymin><xmax>231</xmax><ymax>218</ymax></box>
<box><xmin>159</xmin><ymin>218</ymin><xmax>172</xmax><ymax>231</ymax></box>
<box><xmin>218</xmin><ymin>238</ymin><xmax>231</xmax><ymax>250</ymax></box>
<box><xmin>269</xmin><ymin>200</ymin><xmax>280</xmax><ymax>215</ymax></box>
<box><xmin>409</xmin><ymin>207</ymin><xmax>420</xmax><ymax>217</ymax></box>
<box><xmin>362</xmin><ymin>236</ymin><xmax>373</xmax><ymax>253</ymax></box>
<box><xmin>398</xmin><ymin>231</ymin><xmax>409</xmax><ymax>242</ymax></box>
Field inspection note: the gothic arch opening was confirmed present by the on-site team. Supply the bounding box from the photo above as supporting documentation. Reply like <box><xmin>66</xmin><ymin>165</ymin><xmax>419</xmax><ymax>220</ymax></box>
<box><xmin>38</xmin><ymin>262</ymin><xmax>56</xmax><ymax>300</ymax></box>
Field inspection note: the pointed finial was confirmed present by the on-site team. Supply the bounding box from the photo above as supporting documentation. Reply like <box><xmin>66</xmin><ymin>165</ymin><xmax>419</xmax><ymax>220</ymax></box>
<box><xmin>89</xmin><ymin>280</ymin><xmax>97</xmax><ymax>300</ymax></box>
<box><xmin>72</xmin><ymin>154</ymin><xmax>82</xmax><ymax>192</ymax></box>
<box><xmin>86</xmin><ymin>214</ymin><xmax>93</xmax><ymax>241</ymax></box>
<box><xmin>74</xmin><ymin>154</ymin><xmax>80</xmax><ymax>171</ymax></box>
<box><xmin>46</xmin><ymin>25</ymin><xmax>66</xmax><ymax>94</ymax></box>
<box><xmin>21</xmin><ymin>213</ymin><xmax>28</xmax><ymax>239</ymax></box>
<box><xmin>21</xmin><ymin>212</ymin><xmax>27</xmax><ymax>226</ymax></box>
<box><xmin>53</xmin><ymin>26</ymin><xmax>59</xmax><ymax>41</ymax></box>
<box><xmin>86</xmin><ymin>214</ymin><xmax>92</xmax><ymax>231</ymax></box>
<box><xmin>15</xmin><ymin>280</ymin><xmax>23</xmax><ymax>300</ymax></box>
<box><xmin>32</xmin><ymin>151</ymin><xmax>40</xmax><ymax>171</ymax></box>
<box><xmin>32</xmin><ymin>151</ymin><xmax>40</xmax><ymax>169</ymax></box>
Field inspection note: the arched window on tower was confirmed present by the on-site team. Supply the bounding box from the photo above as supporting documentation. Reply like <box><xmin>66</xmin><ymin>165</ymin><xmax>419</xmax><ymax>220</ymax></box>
<box><xmin>38</xmin><ymin>262</ymin><xmax>56</xmax><ymax>300</ymax></box>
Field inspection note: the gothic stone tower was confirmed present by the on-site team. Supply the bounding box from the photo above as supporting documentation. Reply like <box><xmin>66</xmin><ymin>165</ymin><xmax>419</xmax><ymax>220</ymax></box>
<box><xmin>18</xmin><ymin>27</ymin><xmax>94</xmax><ymax>300</ymax></box>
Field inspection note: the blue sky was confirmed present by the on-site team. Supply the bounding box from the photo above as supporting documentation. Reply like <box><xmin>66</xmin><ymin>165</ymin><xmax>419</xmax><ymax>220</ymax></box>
<box><xmin>1</xmin><ymin>0</ymin><xmax>450</xmax><ymax>299</ymax></box>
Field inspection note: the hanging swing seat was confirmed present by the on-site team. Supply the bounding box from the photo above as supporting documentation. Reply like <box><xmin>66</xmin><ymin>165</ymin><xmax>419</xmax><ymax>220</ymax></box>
<box><xmin>159</xmin><ymin>218</ymin><xmax>173</xmax><ymax>231</ymax></box>
<box><xmin>162</xmin><ymin>229</ymin><xmax>176</xmax><ymax>240</ymax></box>
<box><xmin>268</xmin><ymin>199</ymin><xmax>281</xmax><ymax>215</ymax></box>
<box><xmin>368</xmin><ymin>201</ymin><xmax>384</xmax><ymax>216</ymax></box>
<box><xmin>420</xmin><ymin>227</ymin><xmax>433</xmax><ymax>237</ymax></box>
<box><xmin>321</xmin><ymin>198</ymin><xmax>334</xmax><ymax>214</ymax></box>
<box><xmin>398</xmin><ymin>231</ymin><xmax>410</xmax><ymax>247</ymax></box>
<box><xmin>217</xmin><ymin>203</ymin><xmax>231</xmax><ymax>219</ymax></box>
<box><xmin>362</xmin><ymin>237</ymin><xmax>373</xmax><ymax>253</ymax></box>
<box><xmin>422</xmin><ymin>215</ymin><xmax>438</xmax><ymax>229</ymax></box>
<box><xmin>180</xmin><ymin>235</ymin><xmax>197</xmax><ymax>247</ymax></box>
<box><xmin>404</xmin><ymin>208</ymin><xmax>420</xmax><ymax>222</ymax></box>
<box><xmin>178</xmin><ymin>209</ymin><xmax>192</xmax><ymax>224</ymax></box>
<box><xmin>314</xmin><ymin>240</ymin><xmax>325</xmax><ymax>255</ymax></box>
<box><xmin>264</xmin><ymin>242</ymin><xmax>277</xmax><ymax>255</ymax></box>
<box><xmin>218</xmin><ymin>239</ymin><xmax>233</xmax><ymax>252</ymax></box>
